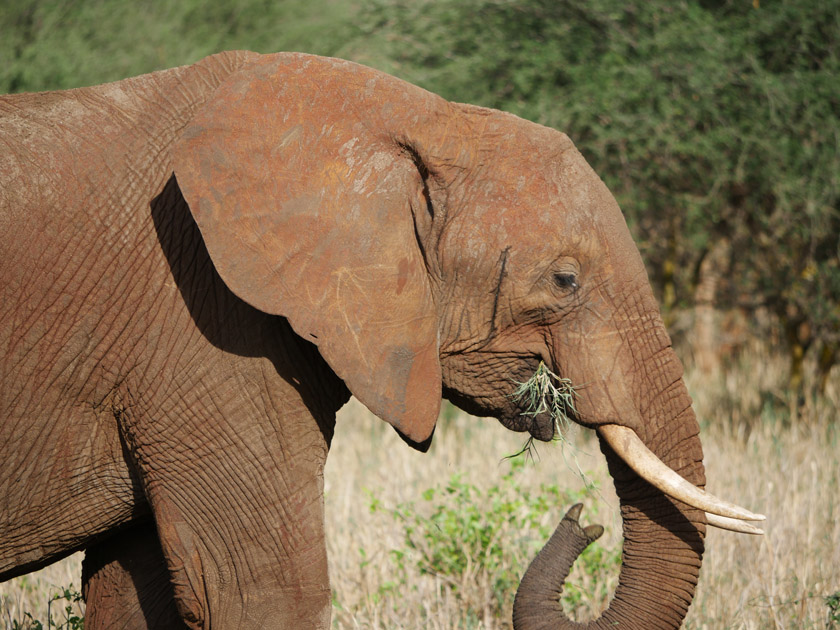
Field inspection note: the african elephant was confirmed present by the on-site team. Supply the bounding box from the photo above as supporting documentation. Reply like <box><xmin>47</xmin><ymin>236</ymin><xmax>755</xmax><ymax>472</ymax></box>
<box><xmin>0</xmin><ymin>51</ymin><xmax>762</xmax><ymax>629</ymax></box>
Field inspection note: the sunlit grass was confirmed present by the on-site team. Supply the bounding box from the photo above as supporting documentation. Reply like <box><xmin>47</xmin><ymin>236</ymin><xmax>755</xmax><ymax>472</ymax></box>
<box><xmin>2</xmin><ymin>347</ymin><xmax>838</xmax><ymax>629</ymax></box>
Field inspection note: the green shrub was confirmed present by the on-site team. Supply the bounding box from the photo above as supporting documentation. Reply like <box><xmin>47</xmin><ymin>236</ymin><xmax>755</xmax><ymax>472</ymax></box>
<box><xmin>826</xmin><ymin>590</ymin><xmax>840</xmax><ymax>628</ymax></box>
<box><xmin>6</xmin><ymin>584</ymin><xmax>84</xmax><ymax>630</ymax></box>
<box><xmin>372</xmin><ymin>458</ymin><xmax>620</xmax><ymax>620</ymax></box>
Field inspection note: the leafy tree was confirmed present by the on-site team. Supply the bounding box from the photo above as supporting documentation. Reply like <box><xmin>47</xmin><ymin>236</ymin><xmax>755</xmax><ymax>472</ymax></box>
<box><xmin>0</xmin><ymin>0</ymin><xmax>359</xmax><ymax>93</ymax></box>
<box><xmin>2</xmin><ymin>0</ymin><xmax>838</xmax><ymax>392</ymax></box>
<box><xmin>355</xmin><ymin>0</ymin><xmax>840</xmax><ymax>392</ymax></box>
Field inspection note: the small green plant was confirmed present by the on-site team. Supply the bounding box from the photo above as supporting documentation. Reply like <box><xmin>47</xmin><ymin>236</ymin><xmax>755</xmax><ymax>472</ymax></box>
<box><xmin>6</xmin><ymin>584</ymin><xmax>84</xmax><ymax>630</ymax></box>
<box><xmin>826</xmin><ymin>590</ymin><xmax>840</xmax><ymax>628</ymax></box>
<box><xmin>373</xmin><ymin>459</ymin><xmax>619</xmax><ymax>620</ymax></box>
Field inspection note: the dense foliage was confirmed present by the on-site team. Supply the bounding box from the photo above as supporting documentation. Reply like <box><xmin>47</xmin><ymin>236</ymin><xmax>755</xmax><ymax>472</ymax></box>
<box><xmin>0</xmin><ymin>0</ymin><xmax>357</xmax><ymax>91</ymax></box>
<box><xmin>355</xmin><ymin>0</ymin><xmax>840</xmax><ymax>390</ymax></box>
<box><xmin>2</xmin><ymin>0</ymin><xmax>838</xmax><ymax>390</ymax></box>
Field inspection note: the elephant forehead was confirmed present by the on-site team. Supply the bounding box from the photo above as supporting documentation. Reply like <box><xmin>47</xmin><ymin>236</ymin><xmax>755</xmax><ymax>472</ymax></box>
<box><xmin>455</xmin><ymin>124</ymin><xmax>632</xmax><ymax>255</ymax></box>
<box><xmin>439</xmin><ymin>169</ymin><xmax>581</xmax><ymax>264</ymax></box>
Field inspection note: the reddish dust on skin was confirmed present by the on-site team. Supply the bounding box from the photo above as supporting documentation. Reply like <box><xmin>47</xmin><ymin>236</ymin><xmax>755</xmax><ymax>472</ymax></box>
<box><xmin>2</xmin><ymin>50</ymin><xmax>711</xmax><ymax>630</ymax></box>
<box><xmin>173</xmin><ymin>54</ymin><xmax>444</xmax><ymax>445</ymax></box>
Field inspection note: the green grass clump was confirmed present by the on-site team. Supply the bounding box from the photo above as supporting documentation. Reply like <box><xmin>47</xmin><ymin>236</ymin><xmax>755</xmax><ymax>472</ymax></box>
<box><xmin>508</xmin><ymin>361</ymin><xmax>590</xmax><ymax>473</ymax></box>
<box><xmin>512</xmin><ymin>362</ymin><xmax>578</xmax><ymax>438</ymax></box>
<box><xmin>507</xmin><ymin>363</ymin><xmax>604</xmax><ymax>498</ymax></box>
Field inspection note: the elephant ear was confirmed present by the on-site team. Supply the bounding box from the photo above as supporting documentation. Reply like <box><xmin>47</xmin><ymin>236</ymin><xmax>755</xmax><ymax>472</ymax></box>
<box><xmin>172</xmin><ymin>53</ymin><xmax>442</xmax><ymax>447</ymax></box>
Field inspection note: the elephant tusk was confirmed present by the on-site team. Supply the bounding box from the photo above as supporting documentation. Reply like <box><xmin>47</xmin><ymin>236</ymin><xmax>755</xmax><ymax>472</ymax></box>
<box><xmin>598</xmin><ymin>424</ymin><xmax>766</xmax><ymax>522</ymax></box>
<box><xmin>706</xmin><ymin>513</ymin><xmax>764</xmax><ymax>535</ymax></box>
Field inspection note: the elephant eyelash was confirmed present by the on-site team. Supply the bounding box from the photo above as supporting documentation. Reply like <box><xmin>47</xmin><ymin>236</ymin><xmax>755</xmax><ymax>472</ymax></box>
<box><xmin>553</xmin><ymin>272</ymin><xmax>579</xmax><ymax>291</ymax></box>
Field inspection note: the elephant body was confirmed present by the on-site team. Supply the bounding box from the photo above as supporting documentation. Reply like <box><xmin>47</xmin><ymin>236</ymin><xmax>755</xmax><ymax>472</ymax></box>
<box><xmin>1</xmin><ymin>51</ymin><xmax>346</xmax><ymax>628</ymax></box>
<box><xmin>1</xmin><ymin>51</ymin><xmax>759</xmax><ymax>629</ymax></box>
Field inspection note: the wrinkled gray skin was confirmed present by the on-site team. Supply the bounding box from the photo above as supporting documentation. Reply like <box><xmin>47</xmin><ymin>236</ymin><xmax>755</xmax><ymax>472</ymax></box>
<box><xmin>0</xmin><ymin>52</ymin><xmax>705</xmax><ymax>629</ymax></box>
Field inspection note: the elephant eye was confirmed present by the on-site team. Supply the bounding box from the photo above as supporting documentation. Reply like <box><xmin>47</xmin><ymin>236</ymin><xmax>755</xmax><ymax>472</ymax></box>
<box><xmin>553</xmin><ymin>272</ymin><xmax>579</xmax><ymax>291</ymax></box>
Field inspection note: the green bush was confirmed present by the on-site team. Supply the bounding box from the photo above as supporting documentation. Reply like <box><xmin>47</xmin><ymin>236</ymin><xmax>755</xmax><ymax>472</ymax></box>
<box><xmin>6</xmin><ymin>584</ymin><xmax>84</xmax><ymax>630</ymax></box>
<box><xmin>356</xmin><ymin>0</ymin><xmax>840</xmax><ymax>393</ymax></box>
<box><xmin>826</xmin><ymin>590</ymin><xmax>840</xmax><ymax>628</ymax></box>
<box><xmin>372</xmin><ymin>458</ymin><xmax>620</xmax><ymax>620</ymax></box>
<box><xmin>0</xmin><ymin>0</ymin><xmax>359</xmax><ymax>93</ymax></box>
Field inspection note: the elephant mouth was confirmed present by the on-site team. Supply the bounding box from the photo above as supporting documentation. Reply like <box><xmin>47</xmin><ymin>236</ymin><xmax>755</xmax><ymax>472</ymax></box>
<box><xmin>491</xmin><ymin>396</ymin><xmax>557</xmax><ymax>442</ymax></box>
<box><xmin>441</xmin><ymin>384</ymin><xmax>556</xmax><ymax>441</ymax></box>
<box><xmin>523</xmin><ymin>408</ymin><xmax>557</xmax><ymax>442</ymax></box>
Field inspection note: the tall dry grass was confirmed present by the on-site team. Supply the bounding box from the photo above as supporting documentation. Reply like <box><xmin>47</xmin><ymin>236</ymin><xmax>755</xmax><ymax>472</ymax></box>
<box><xmin>2</xmin><ymin>348</ymin><xmax>838</xmax><ymax>629</ymax></box>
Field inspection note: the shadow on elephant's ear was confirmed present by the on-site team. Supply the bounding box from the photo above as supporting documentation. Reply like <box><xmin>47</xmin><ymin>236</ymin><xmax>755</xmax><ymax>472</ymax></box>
<box><xmin>395</xmin><ymin>425</ymin><xmax>435</xmax><ymax>452</ymax></box>
<box><xmin>148</xmin><ymin>174</ymin><xmax>349</xmax><ymax>429</ymax></box>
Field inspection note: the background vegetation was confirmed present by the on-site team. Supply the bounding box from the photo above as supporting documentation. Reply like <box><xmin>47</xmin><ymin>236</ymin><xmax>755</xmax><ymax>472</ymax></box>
<box><xmin>3</xmin><ymin>0</ymin><xmax>838</xmax><ymax>394</ymax></box>
<box><xmin>2</xmin><ymin>0</ymin><xmax>838</xmax><ymax>628</ymax></box>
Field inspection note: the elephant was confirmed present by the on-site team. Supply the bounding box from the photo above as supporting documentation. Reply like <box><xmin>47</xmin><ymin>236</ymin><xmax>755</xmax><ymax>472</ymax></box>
<box><xmin>0</xmin><ymin>51</ymin><xmax>763</xmax><ymax>629</ymax></box>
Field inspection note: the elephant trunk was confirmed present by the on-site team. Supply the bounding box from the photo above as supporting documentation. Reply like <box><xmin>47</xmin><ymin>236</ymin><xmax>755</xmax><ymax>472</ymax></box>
<box><xmin>513</xmin><ymin>351</ymin><xmax>706</xmax><ymax>630</ymax></box>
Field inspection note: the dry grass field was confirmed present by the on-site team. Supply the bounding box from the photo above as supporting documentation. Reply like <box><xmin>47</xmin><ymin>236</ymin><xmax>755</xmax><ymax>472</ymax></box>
<box><xmin>2</xmin><ymin>349</ymin><xmax>838</xmax><ymax>629</ymax></box>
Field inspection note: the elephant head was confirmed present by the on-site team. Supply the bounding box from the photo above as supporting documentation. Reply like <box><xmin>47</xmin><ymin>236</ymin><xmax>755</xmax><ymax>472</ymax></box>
<box><xmin>172</xmin><ymin>53</ymin><xmax>762</xmax><ymax>628</ymax></box>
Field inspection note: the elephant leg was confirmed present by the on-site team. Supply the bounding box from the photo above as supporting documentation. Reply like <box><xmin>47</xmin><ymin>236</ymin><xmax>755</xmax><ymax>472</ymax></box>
<box><xmin>142</xmin><ymin>436</ymin><xmax>331</xmax><ymax>629</ymax></box>
<box><xmin>82</xmin><ymin>521</ymin><xmax>186</xmax><ymax>630</ymax></box>
<box><xmin>120</xmin><ymin>387</ymin><xmax>335</xmax><ymax>630</ymax></box>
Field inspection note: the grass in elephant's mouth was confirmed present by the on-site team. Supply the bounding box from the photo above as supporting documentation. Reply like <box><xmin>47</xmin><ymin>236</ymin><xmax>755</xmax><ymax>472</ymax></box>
<box><xmin>508</xmin><ymin>362</ymin><xmax>579</xmax><ymax>460</ymax></box>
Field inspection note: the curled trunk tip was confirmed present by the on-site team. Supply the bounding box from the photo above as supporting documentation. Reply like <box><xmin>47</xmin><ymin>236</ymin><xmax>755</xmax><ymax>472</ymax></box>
<box><xmin>513</xmin><ymin>503</ymin><xmax>603</xmax><ymax>630</ymax></box>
